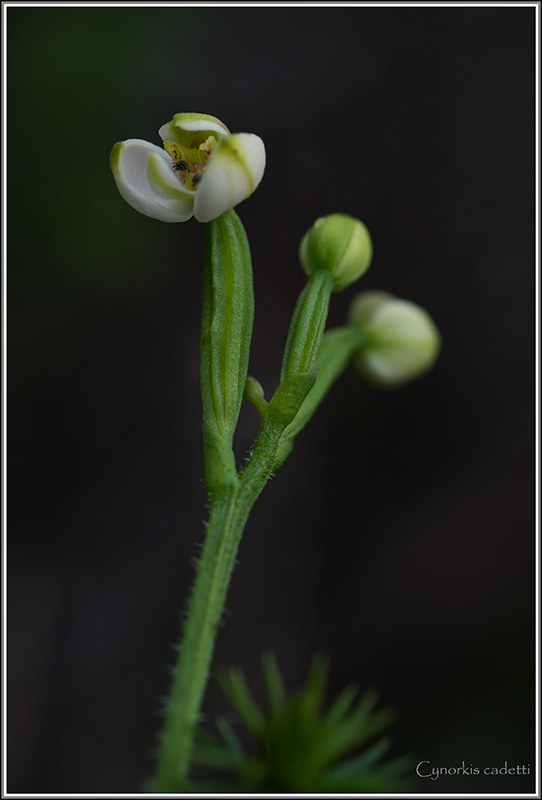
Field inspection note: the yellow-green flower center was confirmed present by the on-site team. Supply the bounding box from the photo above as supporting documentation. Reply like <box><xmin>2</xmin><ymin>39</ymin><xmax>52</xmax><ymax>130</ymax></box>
<box><xmin>163</xmin><ymin>135</ymin><xmax>218</xmax><ymax>191</ymax></box>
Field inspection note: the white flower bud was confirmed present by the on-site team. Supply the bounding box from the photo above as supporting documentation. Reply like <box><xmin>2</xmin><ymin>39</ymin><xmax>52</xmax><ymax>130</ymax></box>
<box><xmin>349</xmin><ymin>291</ymin><xmax>441</xmax><ymax>386</ymax></box>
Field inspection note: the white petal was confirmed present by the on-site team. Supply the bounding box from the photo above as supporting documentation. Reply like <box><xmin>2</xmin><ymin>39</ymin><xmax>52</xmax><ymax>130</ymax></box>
<box><xmin>193</xmin><ymin>133</ymin><xmax>266</xmax><ymax>223</ymax></box>
<box><xmin>179</xmin><ymin>119</ymin><xmax>229</xmax><ymax>134</ymax></box>
<box><xmin>110</xmin><ymin>138</ymin><xmax>194</xmax><ymax>223</ymax></box>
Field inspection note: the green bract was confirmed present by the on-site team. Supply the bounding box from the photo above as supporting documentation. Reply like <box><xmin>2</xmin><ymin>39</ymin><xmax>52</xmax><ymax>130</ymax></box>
<box><xmin>110</xmin><ymin>113</ymin><xmax>266</xmax><ymax>223</ymax></box>
<box><xmin>299</xmin><ymin>214</ymin><xmax>373</xmax><ymax>291</ymax></box>
<box><xmin>348</xmin><ymin>291</ymin><xmax>441</xmax><ymax>386</ymax></box>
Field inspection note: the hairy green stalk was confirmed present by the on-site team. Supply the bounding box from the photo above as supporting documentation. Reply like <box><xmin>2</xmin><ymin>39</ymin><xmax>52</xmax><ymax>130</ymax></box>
<box><xmin>151</xmin><ymin>210</ymin><xmax>255</xmax><ymax>792</ymax></box>
<box><xmin>150</xmin><ymin>213</ymin><xmax>351</xmax><ymax>793</ymax></box>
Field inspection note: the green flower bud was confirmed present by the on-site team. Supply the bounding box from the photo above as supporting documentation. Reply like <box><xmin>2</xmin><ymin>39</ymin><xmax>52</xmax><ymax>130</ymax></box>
<box><xmin>299</xmin><ymin>214</ymin><xmax>373</xmax><ymax>291</ymax></box>
<box><xmin>348</xmin><ymin>291</ymin><xmax>441</xmax><ymax>386</ymax></box>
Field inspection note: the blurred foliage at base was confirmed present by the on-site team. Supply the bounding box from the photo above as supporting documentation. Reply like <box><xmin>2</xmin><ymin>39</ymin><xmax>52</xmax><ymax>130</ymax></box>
<box><xmin>187</xmin><ymin>653</ymin><xmax>411</xmax><ymax>793</ymax></box>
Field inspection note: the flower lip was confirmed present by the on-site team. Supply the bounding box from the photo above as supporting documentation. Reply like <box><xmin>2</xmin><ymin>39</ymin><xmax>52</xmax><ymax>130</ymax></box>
<box><xmin>110</xmin><ymin>138</ymin><xmax>195</xmax><ymax>222</ymax></box>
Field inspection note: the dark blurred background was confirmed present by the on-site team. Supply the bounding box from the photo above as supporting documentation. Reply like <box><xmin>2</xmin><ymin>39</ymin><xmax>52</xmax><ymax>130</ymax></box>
<box><xmin>7</xmin><ymin>5</ymin><xmax>535</xmax><ymax>794</ymax></box>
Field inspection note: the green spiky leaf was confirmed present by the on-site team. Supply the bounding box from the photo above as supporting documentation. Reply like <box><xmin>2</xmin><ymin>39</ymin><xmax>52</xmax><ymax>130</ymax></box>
<box><xmin>190</xmin><ymin>652</ymin><xmax>412</xmax><ymax>793</ymax></box>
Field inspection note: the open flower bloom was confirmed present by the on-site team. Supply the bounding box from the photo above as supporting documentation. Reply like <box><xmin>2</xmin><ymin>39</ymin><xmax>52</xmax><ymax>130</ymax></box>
<box><xmin>349</xmin><ymin>291</ymin><xmax>441</xmax><ymax>386</ymax></box>
<box><xmin>110</xmin><ymin>113</ymin><xmax>266</xmax><ymax>223</ymax></box>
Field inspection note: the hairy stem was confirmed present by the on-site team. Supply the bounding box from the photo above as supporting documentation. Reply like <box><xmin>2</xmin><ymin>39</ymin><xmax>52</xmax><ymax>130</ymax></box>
<box><xmin>150</xmin><ymin>444</ymin><xmax>284</xmax><ymax>792</ymax></box>
<box><xmin>150</xmin><ymin>487</ymin><xmax>244</xmax><ymax>791</ymax></box>
<box><xmin>150</xmin><ymin>219</ymin><xmax>351</xmax><ymax>792</ymax></box>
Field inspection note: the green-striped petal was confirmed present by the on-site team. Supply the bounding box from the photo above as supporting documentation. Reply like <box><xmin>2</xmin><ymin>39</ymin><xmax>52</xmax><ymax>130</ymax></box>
<box><xmin>194</xmin><ymin>133</ymin><xmax>266</xmax><ymax>223</ymax></box>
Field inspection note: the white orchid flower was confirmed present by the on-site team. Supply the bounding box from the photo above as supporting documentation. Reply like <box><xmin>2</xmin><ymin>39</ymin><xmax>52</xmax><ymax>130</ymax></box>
<box><xmin>110</xmin><ymin>113</ymin><xmax>266</xmax><ymax>223</ymax></box>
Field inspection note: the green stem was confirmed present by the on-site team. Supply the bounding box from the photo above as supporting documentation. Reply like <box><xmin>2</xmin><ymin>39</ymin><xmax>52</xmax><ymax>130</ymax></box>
<box><xmin>281</xmin><ymin>269</ymin><xmax>335</xmax><ymax>381</ymax></box>
<box><xmin>150</xmin><ymin>230</ymin><xmax>356</xmax><ymax>793</ymax></box>
<box><xmin>283</xmin><ymin>325</ymin><xmax>366</xmax><ymax>442</ymax></box>
<box><xmin>150</xmin><ymin>368</ymin><xmax>317</xmax><ymax>793</ymax></box>
<box><xmin>150</xmin><ymin>454</ymin><xmax>281</xmax><ymax>793</ymax></box>
<box><xmin>151</xmin><ymin>210</ymin><xmax>259</xmax><ymax>793</ymax></box>
<box><xmin>150</xmin><ymin>487</ymin><xmax>243</xmax><ymax>791</ymax></box>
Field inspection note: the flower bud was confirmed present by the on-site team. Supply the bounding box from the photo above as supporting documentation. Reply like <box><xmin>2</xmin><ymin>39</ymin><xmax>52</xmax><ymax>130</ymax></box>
<box><xmin>348</xmin><ymin>291</ymin><xmax>441</xmax><ymax>386</ymax></box>
<box><xmin>299</xmin><ymin>214</ymin><xmax>373</xmax><ymax>291</ymax></box>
